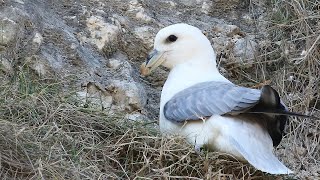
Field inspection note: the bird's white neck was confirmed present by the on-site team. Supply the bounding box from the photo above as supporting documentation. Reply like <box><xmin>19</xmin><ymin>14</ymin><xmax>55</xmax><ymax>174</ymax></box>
<box><xmin>160</xmin><ymin>59</ymin><xmax>230</xmax><ymax>106</ymax></box>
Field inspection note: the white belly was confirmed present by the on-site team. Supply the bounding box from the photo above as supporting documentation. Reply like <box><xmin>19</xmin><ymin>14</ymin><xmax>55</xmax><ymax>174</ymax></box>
<box><xmin>160</xmin><ymin>114</ymin><xmax>272</xmax><ymax>161</ymax></box>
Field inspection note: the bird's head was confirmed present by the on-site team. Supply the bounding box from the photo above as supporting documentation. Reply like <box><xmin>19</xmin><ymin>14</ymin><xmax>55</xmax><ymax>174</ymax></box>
<box><xmin>140</xmin><ymin>23</ymin><xmax>216</xmax><ymax>76</ymax></box>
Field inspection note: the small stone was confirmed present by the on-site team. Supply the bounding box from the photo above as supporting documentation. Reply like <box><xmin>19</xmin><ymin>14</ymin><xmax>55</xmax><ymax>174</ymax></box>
<box><xmin>295</xmin><ymin>147</ymin><xmax>307</xmax><ymax>156</ymax></box>
<box><xmin>0</xmin><ymin>58</ymin><xmax>13</xmax><ymax>74</ymax></box>
<box><xmin>125</xmin><ymin>113</ymin><xmax>146</xmax><ymax>121</ymax></box>
<box><xmin>108</xmin><ymin>53</ymin><xmax>133</xmax><ymax>80</ymax></box>
<box><xmin>201</xmin><ymin>1</ymin><xmax>211</xmax><ymax>14</ymax></box>
<box><xmin>83</xmin><ymin>16</ymin><xmax>120</xmax><ymax>50</ymax></box>
<box><xmin>232</xmin><ymin>37</ymin><xmax>257</xmax><ymax>60</ymax></box>
<box><xmin>166</xmin><ymin>1</ymin><xmax>177</xmax><ymax>7</ymax></box>
<box><xmin>33</xmin><ymin>32</ymin><xmax>43</xmax><ymax>45</ymax></box>
<box><xmin>32</xmin><ymin>32</ymin><xmax>43</xmax><ymax>50</ymax></box>
<box><xmin>76</xmin><ymin>83</ymin><xmax>113</xmax><ymax>110</ymax></box>
<box><xmin>180</xmin><ymin>0</ymin><xmax>202</xmax><ymax>6</ymax></box>
<box><xmin>107</xmin><ymin>59</ymin><xmax>122</xmax><ymax>69</ymax></box>
<box><xmin>107</xmin><ymin>80</ymin><xmax>147</xmax><ymax>112</ymax></box>
<box><xmin>135</xmin><ymin>11</ymin><xmax>152</xmax><ymax>22</ymax></box>
<box><xmin>128</xmin><ymin>0</ymin><xmax>153</xmax><ymax>22</ymax></box>
<box><xmin>134</xmin><ymin>26</ymin><xmax>154</xmax><ymax>48</ymax></box>
<box><xmin>25</xmin><ymin>55</ymin><xmax>49</xmax><ymax>76</ymax></box>
<box><xmin>242</xmin><ymin>14</ymin><xmax>254</xmax><ymax>24</ymax></box>
<box><xmin>0</xmin><ymin>18</ymin><xmax>18</xmax><ymax>46</ymax></box>
<box><xmin>112</xmin><ymin>14</ymin><xmax>129</xmax><ymax>28</ymax></box>
<box><xmin>213</xmin><ymin>24</ymin><xmax>240</xmax><ymax>37</ymax></box>
<box><xmin>14</xmin><ymin>0</ymin><xmax>24</xmax><ymax>4</ymax></box>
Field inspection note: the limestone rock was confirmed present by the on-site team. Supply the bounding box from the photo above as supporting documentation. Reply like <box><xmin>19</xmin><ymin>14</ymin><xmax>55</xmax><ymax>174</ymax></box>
<box><xmin>107</xmin><ymin>53</ymin><xmax>134</xmax><ymax>80</ymax></box>
<box><xmin>128</xmin><ymin>0</ymin><xmax>153</xmax><ymax>22</ymax></box>
<box><xmin>201</xmin><ymin>1</ymin><xmax>211</xmax><ymax>14</ymax></box>
<box><xmin>0</xmin><ymin>18</ymin><xmax>18</xmax><ymax>46</ymax></box>
<box><xmin>0</xmin><ymin>58</ymin><xmax>13</xmax><ymax>74</ymax></box>
<box><xmin>106</xmin><ymin>80</ymin><xmax>147</xmax><ymax>112</ymax></box>
<box><xmin>213</xmin><ymin>24</ymin><xmax>241</xmax><ymax>37</ymax></box>
<box><xmin>134</xmin><ymin>26</ymin><xmax>155</xmax><ymax>48</ymax></box>
<box><xmin>232</xmin><ymin>36</ymin><xmax>258</xmax><ymax>61</ymax></box>
<box><xmin>125</xmin><ymin>113</ymin><xmax>146</xmax><ymax>121</ymax></box>
<box><xmin>180</xmin><ymin>0</ymin><xmax>203</xmax><ymax>6</ymax></box>
<box><xmin>32</xmin><ymin>32</ymin><xmax>43</xmax><ymax>50</ymax></box>
<box><xmin>81</xmin><ymin>16</ymin><xmax>120</xmax><ymax>50</ymax></box>
<box><xmin>76</xmin><ymin>82</ymin><xmax>113</xmax><ymax>111</ymax></box>
<box><xmin>210</xmin><ymin>24</ymin><xmax>258</xmax><ymax>66</ymax></box>
<box><xmin>25</xmin><ymin>55</ymin><xmax>50</xmax><ymax>77</ymax></box>
<box><xmin>0</xmin><ymin>0</ymin><xmax>265</xmax><ymax>122</ymax></box>
<box><xmin>107</xmin><ymin>58</ymin><xmax>122</xmax><ymax>70</ymax></box>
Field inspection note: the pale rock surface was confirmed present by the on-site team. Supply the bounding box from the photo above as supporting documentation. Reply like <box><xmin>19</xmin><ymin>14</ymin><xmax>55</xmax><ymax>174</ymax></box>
<box><xmin>25</xmin><ymin>55</ymin><xmax>50</xmax><ymax>76</ymax></box>
<box><xmin>134</xmin><ymin>26</ymin><xmax>155</xmax><ymax>49</ymax></box>
<box><xmin>32</xmin><ymin>32</ymin><xmax>43</xmax><ymax>46</ymax></box>
<box><xmin>125</xmin><ymin>113</ymin><xmax>147</xmax><ymax>121</ymax></box>
<box><xmin>128</xmin><ymin>0</ymin><xmax>153</xmax><ymax>22</ymax></box>
<box><xmin>0</xmin><ymin>0</ymin><xmax>264</xmax><ymax>121</ymax></box>
<box><xmin>0</xmin><ymin>58</ymin><xmax>13</xmax><ymax>74</ymax></box>
<box><xmin>81</xmin><ymin>16</ymin><xmax>120</xmax><ymax>50</ymax></box>
<box><xmin>211</xmin><ymin>24</ymin><xmax>257</xmax><ymax>65</ymax></box>
<box><xmin>232</xmin><ymin>36</ymin><xmax>258</xmax><ymax>61</ymax></box>
<box><xmin>180</xmin><ymin>0</ymin><xmax>199</xmax><ymax>6</ymax></box>
<box><xmin>106</xmin><ymin>79</ymin><xmax>147</xmax><ymax>112</ymax></box>
<box><xmin>0</xmin><ymin>18</ymin><xmax>18</xmax><ymax>46</ymax></box>
<box><xmin>76</xmin><ymin>82</ymin><xmax>113</xmax><ymax>111</ymax></box>
<box><xmin>107</xmin><ymin>58</ymin><xmax>122</xmax><ymax>70</ymax></box>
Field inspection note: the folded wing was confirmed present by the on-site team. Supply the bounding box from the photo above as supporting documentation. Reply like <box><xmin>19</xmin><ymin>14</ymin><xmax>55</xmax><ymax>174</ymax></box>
<box><xmin>163</xmin><ymin>81</ymin><xmax>262</xmax><ymax>122</ymax></box>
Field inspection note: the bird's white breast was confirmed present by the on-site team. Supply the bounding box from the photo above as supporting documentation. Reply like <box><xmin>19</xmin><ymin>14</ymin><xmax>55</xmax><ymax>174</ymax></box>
<box><xmin>159</xmin><ymin>60</ymin><xmax>229</xmax><ymax>135</ymax></box>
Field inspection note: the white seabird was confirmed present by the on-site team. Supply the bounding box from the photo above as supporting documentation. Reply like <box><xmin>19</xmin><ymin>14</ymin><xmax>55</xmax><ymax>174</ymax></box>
<box><xmin>140</xmin><ymin>23</ymin><xmax>309</xmax><ymax>174</ymax></box>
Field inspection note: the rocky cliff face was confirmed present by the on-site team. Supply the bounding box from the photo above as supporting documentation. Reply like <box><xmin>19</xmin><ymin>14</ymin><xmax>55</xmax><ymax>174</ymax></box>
<box><xmin>1</xmin><ymin>0</ymin><xmax>320</xmax><ymax>179</ymax></box>
<box><xmin>0</xmin><ymin>0</ymin><xmax>265</xmax><ymax>121</ymax></box>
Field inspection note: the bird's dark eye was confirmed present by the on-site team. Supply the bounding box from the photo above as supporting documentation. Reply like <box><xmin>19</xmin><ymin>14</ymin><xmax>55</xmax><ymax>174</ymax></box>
<box><xmin>166</xmin><ymin>35</ymin><xmax>178</xmax><ymax>42</ymax></box>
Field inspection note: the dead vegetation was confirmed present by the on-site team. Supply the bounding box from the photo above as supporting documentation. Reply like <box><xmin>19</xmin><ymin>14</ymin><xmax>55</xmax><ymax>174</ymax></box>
<box><xmin>226</xmin><ymin>0</ymin><xmax>320</xmax><ymax>178</ymax></box>
<box><xmin>0</xmin><ymin>0</ymin><xmax>319</xmax><ymax>179</ymax></box>
<box><xmin>0</xmin><ymin>67</ymin><xmax>275</xmax><ymax>179</ymax></box>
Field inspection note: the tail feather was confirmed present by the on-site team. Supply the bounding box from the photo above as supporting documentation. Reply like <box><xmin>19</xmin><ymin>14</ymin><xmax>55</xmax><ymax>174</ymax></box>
<box><xmin>248</xmin><ymin>109</ymin><xmax>317</xmax><ymax>119</ymax></box>
<box><xmin>229</xmin><ymin>136</ymin><xmax>293</xmax><ymax>174</ymax></box>
<box><xmin>221</xmin><ymin>115</ymin><xmax>294</xmax><ymax>174</ymax></box>
<box><xmin>247</xmin><ymin>85</ymin><xmax>318</xmax><ymax>147</ymax></box>
<box><xmin>252</xmin><ymin>85</ymin><xmax>317</xmax><ymax>119</ymax></box>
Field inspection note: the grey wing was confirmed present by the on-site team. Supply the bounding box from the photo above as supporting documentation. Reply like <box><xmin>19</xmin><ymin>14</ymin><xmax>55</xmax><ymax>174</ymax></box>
<box><xmin>163</xmin><ymin>81</ymin><xmax>262</xmax><ymax>122</ymax></box>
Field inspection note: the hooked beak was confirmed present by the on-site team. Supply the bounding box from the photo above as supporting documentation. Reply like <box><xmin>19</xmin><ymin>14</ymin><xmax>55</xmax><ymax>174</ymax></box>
<box><xmin>140</xmin><ymin>49</ymin><xmax>165</xmax><ymax>76</ymax></box>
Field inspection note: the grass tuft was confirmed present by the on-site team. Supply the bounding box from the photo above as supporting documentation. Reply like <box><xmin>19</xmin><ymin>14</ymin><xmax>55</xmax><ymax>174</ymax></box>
<box><xmin>0</xmin><ymin>68</ymin><xmax>279</xmax><ymax>179</ymax></box>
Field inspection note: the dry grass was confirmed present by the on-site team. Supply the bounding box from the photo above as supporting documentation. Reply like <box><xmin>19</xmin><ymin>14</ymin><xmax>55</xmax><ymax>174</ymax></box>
<box><xmin>266</xmin><ymin>1</ymin><xmax>320</xmax><ymax>178</ymax></box>
<box><xmin>0</xmin><ymin>68</ymin><xmax>277</xmax><ymax>179</ymax></box>
<box><xmin>0</xmin><ymin>0</ymin><xmax>320</xmax><ymax>179</ymax></box>
<box><xmin>227</xmin><ymin>0</ymin><xmax>320</xmax><ymax>178</ymax></box>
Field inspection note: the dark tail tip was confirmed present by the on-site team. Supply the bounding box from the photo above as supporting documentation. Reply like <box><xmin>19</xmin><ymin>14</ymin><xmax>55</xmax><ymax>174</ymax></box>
<box><xmin>260</xmin><ymin>85</ymin><xmax>281</xmax><ymax>108</ymax></box>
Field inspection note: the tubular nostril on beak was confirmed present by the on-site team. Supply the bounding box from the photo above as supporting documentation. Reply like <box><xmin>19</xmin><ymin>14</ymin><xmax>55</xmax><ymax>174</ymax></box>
<box><xmin>140</xmin><ymin>49</ymin><xmax>165</xmax><ymax>76</ymax></box>
<box><xmin>146</xmin><ymin>49</ymin><xmax>158</xmax><ymax>64</ymax></box>
<box><xmin>146</xmin><ymin>54</ymin><xmax>152</xmax><ymax>62</ymax></box>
